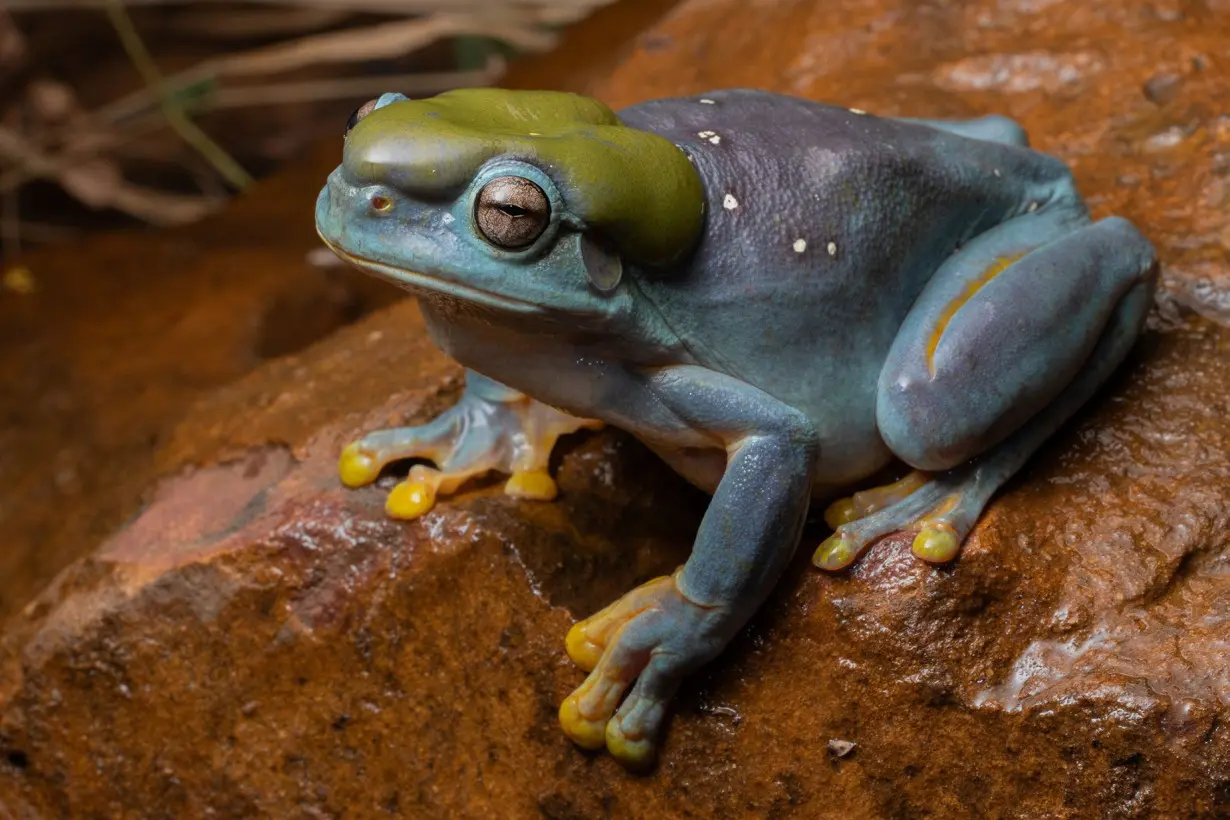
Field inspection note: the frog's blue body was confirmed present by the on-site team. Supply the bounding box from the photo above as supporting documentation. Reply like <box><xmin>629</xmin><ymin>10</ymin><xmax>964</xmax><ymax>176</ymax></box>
<box><xmin>316</xmin><ymin>88</ymin><xmax>1158</xmax><ymax>768</ymax></box>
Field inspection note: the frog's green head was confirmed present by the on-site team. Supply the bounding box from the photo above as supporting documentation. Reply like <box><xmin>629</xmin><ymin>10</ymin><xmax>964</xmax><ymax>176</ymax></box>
<box><xmin>315</xmin><ymin>89</ymin><xmax>705</xmax><ymax>320</ymax></box>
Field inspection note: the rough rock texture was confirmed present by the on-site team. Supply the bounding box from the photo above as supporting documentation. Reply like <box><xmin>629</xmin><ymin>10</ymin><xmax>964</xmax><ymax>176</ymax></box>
<box><xmin>3</xmin><ymin>0</ymin><xmax>1230</xmax><ymax>817</ymax></box>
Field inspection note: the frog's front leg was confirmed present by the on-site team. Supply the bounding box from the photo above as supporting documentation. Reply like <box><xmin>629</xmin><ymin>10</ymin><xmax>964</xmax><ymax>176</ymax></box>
<box><xmin>558</xmin><ymin>366</ymin><xmax>818</xmax><ymax>768</ymax></box>
<box><xmin>339</xmin><ymin>369</ymin><xmax>603</xmax><ymax>518</ymax></box>
<box><xmin>815</xmin><ymin>203</ymin><xmax>1158</xmax><ymax>571</ymax></box>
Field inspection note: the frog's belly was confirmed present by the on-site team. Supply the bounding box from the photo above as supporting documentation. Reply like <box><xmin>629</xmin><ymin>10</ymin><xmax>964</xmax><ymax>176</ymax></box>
<box><xmin>641</xmin><ymin>438</ymin><xmax>888</xmax><ymax>501</ymax></box>
<box><xmin>419</xmin><ymin>301</ymin><xmax>894</xmax><ymax>498</ymax></box>
<box><xmin>641</xmin><ymin>407</ymin><xmax>892</xmax><ymax>500</ymax></box>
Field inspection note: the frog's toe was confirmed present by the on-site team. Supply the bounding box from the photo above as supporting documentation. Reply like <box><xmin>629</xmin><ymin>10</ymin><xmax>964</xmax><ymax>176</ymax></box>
<box><xmin>814</xmin><ymin>471</ymin><xmax>993</xmax><ymax>572</ymax></box>
<box><xmin>384</xmin><ymin>466</ymin><xmax>441</xmax><ymax>520</ymax></box>
<box><xmin>822</xmin><ymin>498</ymin><xmax>859</xmax><ymax>529</ymax></box>
<box><xmin>822</xmin><ymin>470</ymin><xmax>929</xmax><ymax>528</ymax></box>
<box><xmin>605</xmin><ymin>657</ymin><xmax>681</xmax><ymax>769</ymax></box>
<box><xmin>559</xmin><ymin>625</ymin><xmax>681</xmax><ymax>767</ymax></box>
<box><xmin>504</xmin><ymin>468</ymin><xmax>558</xmax><ymax>501</ymax></box>
<box><xmin>564</xmin><ymin>575</ymin><xmax>676</xmax><ymax>672</ymax></box>
<box><xmin>560</xmin><ymin>573</ymin><xmax>705</xmax><ymax>767</ymax></box>
<box><xmin>912</xmin><ymin>524</ymin><xmax>961</xmax><ymax>564</ymax></box>
<box><xmin>812</xmin><ymin>532</ymin><xmax>863</xmax><ymax>571</ymax></box>
<box><xmin>338</xmin><ymin>442</ymin><xmax>382</xmax><ymax>487</ymax></box>
<box><xmin>559</xmin><ymin>624</ymin><xmax>644</xmax><ymax>751</ymax></box>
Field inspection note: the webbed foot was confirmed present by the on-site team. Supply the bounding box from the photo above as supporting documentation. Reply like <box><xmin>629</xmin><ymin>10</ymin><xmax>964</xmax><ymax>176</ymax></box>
<box><xmin>340</xmin><ymin>371</ymin><xmax>602</xmax><ymax>519</ymax></box>
<box><xmin>813</xmin><ymin>468</ymin><xmax>991</xmax><ymax>571</ymax></box>
<box><xmin>559</xmin><ymin>571</ymin><xmax>726</xmax><ymax>768</ymax></box>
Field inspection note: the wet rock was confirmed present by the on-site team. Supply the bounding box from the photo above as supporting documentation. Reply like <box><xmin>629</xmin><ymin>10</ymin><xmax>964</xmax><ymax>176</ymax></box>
<box><xmin>3</xmin><ymin>0</ymin><xmax>1230</xmax><ymax>817</ymax></box>
<box><xmin>0</xmin><ymin>154</ymin><xmax>404</xmax><ymax>623</ymax></box>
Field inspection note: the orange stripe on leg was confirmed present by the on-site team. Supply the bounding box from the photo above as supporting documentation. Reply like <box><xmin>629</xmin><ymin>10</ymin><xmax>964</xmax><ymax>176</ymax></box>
<box><xmin>925</xmin><ymin>253</ymin><xmax>1026</xmax><ymax>377</ymax></box>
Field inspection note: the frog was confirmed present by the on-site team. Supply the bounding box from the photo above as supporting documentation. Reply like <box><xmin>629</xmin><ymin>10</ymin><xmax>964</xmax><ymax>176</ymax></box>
<box><xmin>315</xmin><ymin>87</ymin><xmax>1158</xmax><ymax>768</ymax></box>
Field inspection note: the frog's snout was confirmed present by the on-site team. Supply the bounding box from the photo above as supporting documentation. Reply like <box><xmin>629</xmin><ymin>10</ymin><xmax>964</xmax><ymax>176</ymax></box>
<box><xmin>316</xmin><ymin>169</ymin><xmax>400</xmax><ymax>248</ymax></box>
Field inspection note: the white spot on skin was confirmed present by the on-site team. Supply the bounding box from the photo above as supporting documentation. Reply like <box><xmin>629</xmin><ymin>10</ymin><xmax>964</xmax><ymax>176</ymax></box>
<box><xmin>993</xmin><ymin>168</ymin><xmax>1002</xmax><ymax>177</ymax></box>
<box><xmin>442</xmin><ymin>213</ymin><xmax>455</xmax><ymax>224</ymax></box>
<box><xmin>1027</xmin><ymin>201</ymin><xmax>1039</xmax><ymax>212</ymax></box>
<box><xmin>793</xmin><ymin>238</ymin><xmax>807</xmax><ymax>253</ymax></box>
<box><xmin>849</xmin><ymin>108</ymin><xmax>867</xmax><ymax>115</ymax></box>
<box><xmin>697</xmin><ymin>129</ymin><xmax>722</xmax><ymax>145</ymax></box>
<box><xmin>827</xmin><ymin>241</ymin><xmax>838</xmax><ymax>256</ymax></box>
<box><xmin>699</xmin><ymin>98</ymin><xmax>716</xmax><ymax>104</ymax></box>
<box><xmin>723</xmin><ymin>194</ymin><xmax>739</xmax><ymax>210</ymax></box>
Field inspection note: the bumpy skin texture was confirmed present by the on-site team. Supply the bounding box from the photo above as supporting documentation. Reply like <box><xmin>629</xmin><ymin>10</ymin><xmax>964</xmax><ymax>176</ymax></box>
<box><xmin>315</xmin><ymin>87</ymin><xmax>1158</xmax><ymax>768</ymax></box>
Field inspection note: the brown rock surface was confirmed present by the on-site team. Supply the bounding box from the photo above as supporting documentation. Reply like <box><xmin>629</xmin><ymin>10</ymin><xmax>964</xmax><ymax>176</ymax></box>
<box><xmin>3</xmin><ymin>0</ymin><xmax>1230</xmax><ymax>818</ymax></box>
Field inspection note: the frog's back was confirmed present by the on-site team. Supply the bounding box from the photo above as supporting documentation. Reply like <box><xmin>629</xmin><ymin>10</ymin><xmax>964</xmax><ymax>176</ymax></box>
<box><xmin>617</xmin><ymin>89</ymin><xmax>1071</xmax><ymax>484</ymax></box>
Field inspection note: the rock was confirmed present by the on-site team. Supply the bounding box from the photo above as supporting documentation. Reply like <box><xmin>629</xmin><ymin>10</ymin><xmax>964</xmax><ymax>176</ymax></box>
<box><xmin>4</xmin><ymin>0</ymin><xmax>1230</xmax><ymax>818</ymax></box>
<box><xmin>0</xmin><ymin>146</ymin><xmax>404</xmax><ymax>624</ymax></box>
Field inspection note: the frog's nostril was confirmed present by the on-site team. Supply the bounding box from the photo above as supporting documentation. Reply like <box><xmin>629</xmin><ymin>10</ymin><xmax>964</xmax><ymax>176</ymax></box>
<box><xmin>370</xmin><ymin>194</ymin><xmax>393</xmax><ymax>213</ymax></box>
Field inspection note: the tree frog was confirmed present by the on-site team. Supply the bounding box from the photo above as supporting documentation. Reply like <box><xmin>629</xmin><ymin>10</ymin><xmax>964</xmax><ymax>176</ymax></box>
<box><xmin>315</xmin><ymin>88</ymin><xmax>1157</xmax><ymax>768</ymax></box>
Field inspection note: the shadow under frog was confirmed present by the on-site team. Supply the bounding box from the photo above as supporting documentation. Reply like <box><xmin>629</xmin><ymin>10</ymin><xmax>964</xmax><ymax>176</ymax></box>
<box><xmin>314</xmin><ymin>87</ymin><xmax>1158</xmax><ymax>768</ymax></box>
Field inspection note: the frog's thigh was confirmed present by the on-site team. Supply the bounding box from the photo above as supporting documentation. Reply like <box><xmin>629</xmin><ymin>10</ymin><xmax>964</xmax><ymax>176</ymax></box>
<box><xmin>893</xmin><ymin>114</ymin><xmax>1029</xmax><ymax>147</ymax></box>
<box><xmin>876</xmin><ymin>209</ymin><xmax>1157</xmax><ymax>472</ymax></box>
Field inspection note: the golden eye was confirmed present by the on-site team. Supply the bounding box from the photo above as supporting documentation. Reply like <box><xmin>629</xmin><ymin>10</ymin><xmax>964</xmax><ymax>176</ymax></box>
<box><xmin>474</xmin><ymin>177</ymin><xmax>550</xmax><ymax>249</ymax></box>
<box><xmin>346</xmin><ymin>99</ymin><xmax>379</xmax><ymax>134</ymax></box>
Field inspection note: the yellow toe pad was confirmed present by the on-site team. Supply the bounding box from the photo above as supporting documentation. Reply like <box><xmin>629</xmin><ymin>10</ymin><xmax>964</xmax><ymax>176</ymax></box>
<box><xmin>823</xmin><ymin>498</ymin><xmax>858</xmax><ymax>529</ymax></box>
<box><xmin>338</xmin><ymin>442</ymin><xmax>381</xmax><ymax>488</ymax></box>
<box><xmin>813</xmin><ymin>533</ymin><xmax>858</xmax><ymax>571</ymax></box>
<box><xmin>912</xmin><ymin>526</ymin><xmax>960</xmax><ymax>563</ymax></box>
<box><xmin>564</xmin><ymin>622</ymin><xmax>604</xmax><ymax>672</ymax></box>
<box><xmin>606</xmin><ymin>719</ymin><xmax>655</xmax><ymax>768</ymax></box>
<box><xmin>504</xmin><ymin>469</ymin><xmax>558</xmax><ymax>501</ymax></box>
<box><xmin>558</xmin><ymin>696</ymin><xmax>607</xmax><ymax>750</ymax></box>
<box><xmin>385</xmin><ymin>480</ymin><xmax>437</xmax><ymax>520</ymax></box>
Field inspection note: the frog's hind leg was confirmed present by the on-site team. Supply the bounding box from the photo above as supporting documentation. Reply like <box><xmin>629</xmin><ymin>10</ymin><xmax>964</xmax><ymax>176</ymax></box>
<box><xmin>814</xmin><ymin>204</ymin><xmax>1158</xmax><ymax>571</ymax></box>
<box><xmin>895</xmin><ymin>114</ymin><xmax>1030</xmax><ymax>147</ymax></box>
<box><xmin>339</xmin><ymin>370</ymin><xmax>603</xmax><ymax>519</ymax></box>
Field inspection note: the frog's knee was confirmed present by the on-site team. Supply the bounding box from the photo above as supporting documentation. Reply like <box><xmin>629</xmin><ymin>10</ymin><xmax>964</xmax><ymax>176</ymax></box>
<box><xmin>875</xmin><ymin>387</ymin><xmax>985</xmax><ymax>472</ymax></box>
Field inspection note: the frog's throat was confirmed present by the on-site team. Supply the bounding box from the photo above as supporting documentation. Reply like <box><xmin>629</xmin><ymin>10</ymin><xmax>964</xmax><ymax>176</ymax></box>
<box><xmin>317</xmin><ymin>231</ymin><xmax>542</xmax><ymax>316</ymax></box>
<box><xmin>344</xmin><ymin>89</ymin><xmax>705</xmax><ymax>268</ymax></box>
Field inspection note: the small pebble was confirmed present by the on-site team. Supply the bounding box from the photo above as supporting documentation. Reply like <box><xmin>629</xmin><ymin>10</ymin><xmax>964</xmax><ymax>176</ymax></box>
<box><xmin>828</xmin><ymin>739</ymin><xmax>857</xmax><ymax>758</ymax></box>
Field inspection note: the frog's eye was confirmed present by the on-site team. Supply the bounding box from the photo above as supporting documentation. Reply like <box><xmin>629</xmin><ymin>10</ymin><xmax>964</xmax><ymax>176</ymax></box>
<box><xmin>345</xmin><ymin>99</ymin><xmax>379</xmax><ymax>135</ymax></box>
<box><xmin>475</xmin><ymin>177</ymin><xmax>551</xmax><ymax>249</ymax></box>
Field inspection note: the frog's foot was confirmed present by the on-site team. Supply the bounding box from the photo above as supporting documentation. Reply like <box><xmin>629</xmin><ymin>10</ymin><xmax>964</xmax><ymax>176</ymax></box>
<box><xmin>559</xmin><ymin>572</ymin><xmax>723</xmax><ymax>769</ymax></box>
<box><xmin>339</xmin><ymin>371</ymin><xmax>603</xmax><ymax>519</ymax></box>
<box><xmin>813</xmin><ymin>467</ymin><xmax>996</xmax><ymax>571</ymax></box>
<box><xmin>822</xmin><ymin>470</ymin><xmax>930</xmax><ymax>528</ymax></box>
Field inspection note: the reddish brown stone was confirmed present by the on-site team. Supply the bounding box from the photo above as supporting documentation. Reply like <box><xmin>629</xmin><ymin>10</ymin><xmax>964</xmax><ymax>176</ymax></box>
<box><xmin>3</xmin><ymin>0</ymin><xmax>1230</xmax><ymax>817</ymax></box>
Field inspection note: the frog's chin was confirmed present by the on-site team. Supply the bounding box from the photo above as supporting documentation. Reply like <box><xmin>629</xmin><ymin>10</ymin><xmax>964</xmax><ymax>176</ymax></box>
<box><xmin>316</xmin><ymin>234</ymin><xmax>543</xmax><ymax>317</ymax></box>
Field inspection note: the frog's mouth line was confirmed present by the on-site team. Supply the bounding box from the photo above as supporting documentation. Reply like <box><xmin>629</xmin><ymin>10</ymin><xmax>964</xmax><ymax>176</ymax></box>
<box><xmin>316</xmin><ymin>232</ymin><xmax>542</xmax><ymax>316</ymax></box>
